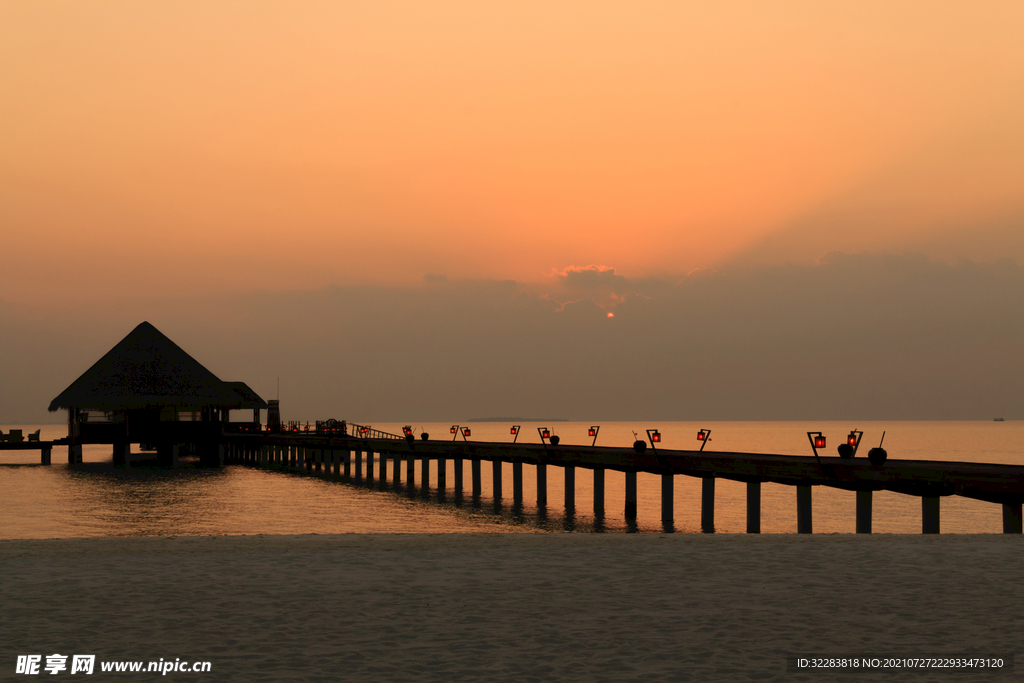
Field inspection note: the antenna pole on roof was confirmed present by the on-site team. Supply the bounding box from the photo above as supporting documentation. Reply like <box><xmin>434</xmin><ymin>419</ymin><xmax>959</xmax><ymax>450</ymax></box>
<box><xmin>277</xmin><ymin>377</ymin><xmax>280</xmax><ymax>401</ymax></box>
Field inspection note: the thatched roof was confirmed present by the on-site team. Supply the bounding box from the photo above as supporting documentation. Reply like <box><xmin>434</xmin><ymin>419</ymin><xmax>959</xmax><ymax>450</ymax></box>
<box><xmin>48</xmin><ymin>322</ymin><xmax>249</xmax><ymax>412</ymax></box>
<box><xmin>224</xmin><ymin>381</ymin><xmax>269</xmax><ymax>410</ymax></box>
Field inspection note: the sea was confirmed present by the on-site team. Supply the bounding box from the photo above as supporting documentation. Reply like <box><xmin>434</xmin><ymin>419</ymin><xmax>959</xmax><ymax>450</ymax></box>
<box><xmin>1</xmin><ymin>421</ymin><xmax>1020</xmax><ymax>539</ymax></box>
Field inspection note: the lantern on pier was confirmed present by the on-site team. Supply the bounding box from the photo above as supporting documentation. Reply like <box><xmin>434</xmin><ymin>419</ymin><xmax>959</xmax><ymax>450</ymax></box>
<box><xmin>848</xmin><ymin>432</ymin><xmax>859</xmax><ymax>446</ymax></box>
<box><xmin>651</xmin><ymin>430</ymin><xmax>661</xmax><ymax>443</ymax></box>
<box><xmin>588</xmin><ymin>427</ymin><xmax>597</xmax><ymax>437</ymax></box>
<box><xmin>450</xmin><ymin>425</ymin><xmax>457</xmax><ymax>434</ymax></box>
<box><xmin>697</xmin><ymin>431</ymin><xmax>706</xmax><ymax>441</ymax></box>
<box><xmin>814</xmin><ymin>435</ymin><xmax>826</xmax><ymax>449</ymax></box>
<box><xmin>511</xmin><ymin>427</ymin><xmax>518</xmax><ymax>435</ymax></box>
<box><xmin>462</xmin><ymin>427</ymin><xmax>471</xmax><ymax>437</ymax></box>
<box><xmin>403</xmin><ymin>426</ymin><xmax>413</xmax><ymax>436</ymax></box>
<box><xmin>541</xmin><ymin>428</ymin><xmax>550</xmax><ymax>438</ymax></box>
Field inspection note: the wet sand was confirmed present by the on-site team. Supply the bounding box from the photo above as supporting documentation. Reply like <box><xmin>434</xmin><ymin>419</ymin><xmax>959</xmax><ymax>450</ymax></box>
<box><xmin>1</xmin><ymin>534</ymin><xmax>1020</xmax><ymax>681</ymax></box>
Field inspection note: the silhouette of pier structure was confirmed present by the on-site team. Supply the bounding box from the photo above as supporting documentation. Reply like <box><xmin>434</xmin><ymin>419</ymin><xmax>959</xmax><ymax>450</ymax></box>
<box><xmin>15</xmin><ymin>320</ymin><xmax>1022</xmax><ymax>535</ymax></box>
<box><xmin>222</xmin><ymin>425</ymin><xmax>1024</xmax><ymax>535</ymax></box>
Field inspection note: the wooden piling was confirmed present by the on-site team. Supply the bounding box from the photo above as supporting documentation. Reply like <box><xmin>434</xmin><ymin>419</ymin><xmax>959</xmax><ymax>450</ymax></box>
<box><xmin>366</xmin><ymin>450</ymin><xmax>374</xmax><ymax>481</ymax></box>
<box><xmin>471</xmin><ymin>459</ymin><xmax>482</xmax><ymax>497</ymax></box>
<box><xmin>393</xmin><ymin>454</ymin><xmax>401</xmax><ymax>484</ymax></box>
<box><xmin>379</xmin><ymin>450</ymin><xmax>387</xmax><ymax>480</ymax></box>
<box><xmin>454</xmin><ymin>458</ymin><xmax>463</xmax><ymax>494</ymax></box>
<box><xmin>565</xmin><ymin>465</ymin><xmax>576</xmax><ymax>511</ymax></box>
<box><xmin>625</xmin><ymin>471</ymin><xmax>638</xmax><ymax>519</ymax></box>
<box><xmin>421</xmin><ymin>457</ymin><xmax>430</xmax><ymax>490</ymax></box>
<box><xmin>343</xmin><ymin>449</ymin><xmax>351</xmax><ymax>478</ymax></box>
<box><xmin>922</xmin><ymin>496</ymin><xmax>940</xmax><ymax>534</ymax></box>
<box><xmin>797</xmin><ymin>485</ymin><xmax>812</xmax><ymax>534</ymax></box>
<box><xmin>1003</xmin><ymin>503</ymin><xmax>1023</xmax><ymax>534</ymax></box>
<box><xmin>354</xmin><ymin>450</ymin><xmax>363</xmax><ymax>479</ymax></box>
<box><xmin>41</xmin><ymin>445</ymin><xmax>52</xmax><ymax>465</ymax></box>
<box><xmin>492</xmin><ymin>460</ymin><xmax>503</xmax><ymax>500</ymax></box>
<box><xmin>701</xmin><ymin>476</ymin><xmax>715</xmax><ymax>532</ymax></box>
<box><xmin>437</xmin><ymin>458</ymin><xmax>447</xmax><ymax>492</ymax></box>
<box><xmin>660</xmin><ymin>473</ymin><xmax>673</xmax><ymax>522</ymax></box>
<box><xmin>746</xmin><ymin>480</ymin><xmax>761</xmax><ymax>533</ymax></box>
<box><xmin>593</xmin><ymin>468</ymin><xmax>604</xmax><ymax>515</ymax></box>
<box><xmin>406</xmin><ymin>455</ymin><xmax>414</xmax><ymax>486</ymax></box>
<box><xmin>537</xmin><ymin>463</ymin><xmax>547</xmax><ymax>506</ymax></box>
<box><xmin>512</xmin><ymin>462</ymin><xmax>523</xmax><ymax>503</ymax></box>
<box><xmin>856</xmin><ymin>490</ymin><xmax>872</xmax><ymax>534</ymax></box>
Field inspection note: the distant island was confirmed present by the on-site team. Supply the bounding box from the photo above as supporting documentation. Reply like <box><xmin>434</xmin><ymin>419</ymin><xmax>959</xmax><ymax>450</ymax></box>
<box><xmin>468</xmin><ymin>417</ymin><xmax>569</xmax><ymax>423</ymax></box>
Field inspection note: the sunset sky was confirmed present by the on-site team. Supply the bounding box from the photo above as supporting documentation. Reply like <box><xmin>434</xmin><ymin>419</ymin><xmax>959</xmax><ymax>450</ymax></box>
<box><xmin>2</xmin><ymin>2</ymin><xmax>1022</xmax><ymax>422</ymax></box>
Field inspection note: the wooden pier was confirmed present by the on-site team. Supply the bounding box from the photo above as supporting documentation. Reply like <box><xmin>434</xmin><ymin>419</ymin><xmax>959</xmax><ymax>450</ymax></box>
<box><xmin>221</xmin><ymin>429</ymin><xmax>1024</xmax><ymax>535</ymax></box>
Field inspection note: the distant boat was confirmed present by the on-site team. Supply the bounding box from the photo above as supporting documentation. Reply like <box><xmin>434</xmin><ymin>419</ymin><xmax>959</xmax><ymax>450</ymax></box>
<box><xmin>994</xmin><ymin>418</ymin><xmax>1005</xmax><ymax>422</ymax></box>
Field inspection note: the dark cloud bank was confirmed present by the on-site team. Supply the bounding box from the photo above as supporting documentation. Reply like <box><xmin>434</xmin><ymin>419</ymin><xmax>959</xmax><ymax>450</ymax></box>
<box><xmin>2</xmin><ymin>252</ymin><xmax>1021</xmax><ymax>423</ymax></box>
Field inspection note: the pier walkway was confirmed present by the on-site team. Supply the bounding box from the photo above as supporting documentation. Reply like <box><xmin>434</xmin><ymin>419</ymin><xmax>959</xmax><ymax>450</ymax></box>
<box><xmin>221</xmin><ymin>427</ymin><xmax>1024</xmax><ymax>535</ymax></box>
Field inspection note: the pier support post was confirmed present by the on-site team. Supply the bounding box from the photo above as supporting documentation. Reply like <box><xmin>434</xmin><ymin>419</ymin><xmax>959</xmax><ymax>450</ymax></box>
<box><xmin>512</xmin><ymin>462</ymin><xmax>523</xmax><ymax>503</ymax></box>
<box><xmin>492</xmin><ymin>460</ymin><xmax>503</xmax><ymax>500</ymax></box>
<box><xmin>472</xmin><ymin>460</ymin><xmax>482</xmax><ymax>497</ymax></box>
<box><xmin>797</xmin><ymin>485</ymin><xmax>813</xmax><ymax>534</ymax></box>
<box><xmin>334</xmin><ymin>450</ymin><xmax>342</xmax><ymax>476</ymax></box>
<box><xmin>625</xmin><ymin>472</ymin><xmax>638</xmax><ymax>519</ymax></box>
<box><xmin>856</xmin><ymin>490</ymin><xmax>873</xmax><ymax>534</ymax></box>
<box><xmin>365</xmin><ymin>450</ymin><xmax>373</xmax><ymax>481</ymax></box>
<box><xmin>565</xmin><ymin>466</ymin><xmax>576</xmax><ymax>512</ymax></box>
<box><xmin>922</xmin><ymin>496</ymin><xmax>940</xmax><ymax>534</ymax></box>
<box><xmin>746</xmin><ymin>481</ymin><xmax>761</xmax><ymax>533</ymax></box>
<box><xmin>701</xmin><ymin>476</ymin><xmax>716</xmax><ymax>533</ymax></box>
<box><xmin>593</xmin><ymin>469</ymin><xmax>604</xmax><ymax>515</ymax></box>
<box><xmin>1002</xmin><ymin>503</ymin><xmax>1023</xmax><ymax>534</ymax></box>
<box><xmin>41</xmin><ymin>445</ymin><xmax>52</xmax><ymax>465</ymax></box>
<box><xmin>354</xmin><ymin>450</ymin><xmax>362</xmax><ymax>479</ymax></box>
<box><xmin>661</xmin><ymin>473</ymin><xmax>673</xmax><ymax>523</ymax></box>
<box><xmin>343</xmin><ymin>449</ymin><xmax>351</xmax><ymax>478</ymax></box>
<box><xmin>536</xmin><ymin>463</ymin><xmax>547</xmax><ymax>506</ymax></box>
<box><xmin>113</xmin><ymin>442</ymin><xmax>130</xmax><ymax>466</ymax></box>
<box><xmin>421</xmin><ymin>458</ymin><xmax>430</xmax><ymax>491</ymax></box>
<box><xmin>379</xmin><ymin>450</ymin><xmax>387</xmax><ymax>481</ymax></box>
<box><xmin>315</xmin><ymin>448</ymin><xmax>322</xmax><ymax>473</ymax></box>
<box><xmin>406</xmin><ymin>455</ymin><xmax>415</xmax><ymax>486</ymax></box>
<box><xmin>454</xmin><ymin>458</ymin><xmax>463</xmax><ymax>494</ymax></box>
<box><xmin>68</xmin><ymin>444</ymin><xmax>83</xmax><ymax>464</ymax></box>
<box><xmin>393</xmin><ymin>454</ymin><xmax>401</xmax><ymax>484</ymax></box>
<box><xmin>437</xmin><ymin>458</ymin><xmax>447</xmax><ymax>492</ymax></box>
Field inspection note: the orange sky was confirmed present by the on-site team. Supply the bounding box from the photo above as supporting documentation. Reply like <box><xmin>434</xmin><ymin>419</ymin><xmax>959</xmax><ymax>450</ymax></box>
<box><xmin>2</xmin><ymin>1</ymin><xmax>1023</xmax><ymax>306</ymax></box>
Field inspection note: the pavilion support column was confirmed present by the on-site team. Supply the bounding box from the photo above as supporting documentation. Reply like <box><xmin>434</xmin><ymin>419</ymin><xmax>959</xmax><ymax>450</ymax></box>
<box><xmin>922</xmin><ymin>496</ymin><xmax>941</xmax><ymax>534</ymax></box>
<box><xmin>1002</xmin><ymin>503</ymin><xmax>1023</xmax><ymax>534</ymax></box>
<box><xmin>593</xmin><ymin>468</ymin><xmax>605</xmax><ymax>515</ymax></box>
<box><xmin>856</xmin><ymin>490</ymin><xmax>873</xmax><ymax>534</ymax></box>
<box><xmin>492</xmin><ymin>460</ymin><xmax>503</xmax><ymax>500</ymax></box>
<box><xmin>564</xmin><ymin>466</ymin><xmax>576</xmax><ymax>512</ymax></box>
<box><xmin>701</xmin><ymin>476</ymin><xmax>716</xmax><ymax>533</ymax></box>
<box><xmin>512</xmin><ymin>462</ymin><xmax>523</xmax><ymax>504</ymax></box>
<box><xmin>421</xmin><ymin>458</ymin><xmax>430</xmax><ymax>491</ymax></box>
<box><xmin>471</xmin><ymin>460</ymin><xmax>482</xmax><ymax>497</ymax></box>
<box><xmin>453</xmin><ymin>458</ymin><xmax>464</xmax><ymax>495</ymax></box>
<box><xmin>661</xmin><ymin>473</ymin><xmax>673</xmax><ymax>523</ymax></box>
<box><xmin>437</xmin><ymin>458</ymin><xmax>447</xmax><ymax>492</ymax></box>
<box><xmin>746</xmin><ymin>481</ymin><xmax>761</xmax><ymax>534</ymax></box>
<box><xmin>406</xmin><ymin>454</ymin><xmax>414</xmax><ymax>486</ymax></box>
<box><xmin>67</xmin><ymin>408</ymin><xmax>83</xmax><ymax>464</ymax></box>
<box><xmin>625</xmin><ymin>472</ymin><xmax>638</xmax><ymax>519</ymax></box>
<box><xmin>797</xmin><ymin>485</ymin><xmax>813</xmax><ymax>534</ymax></box>
<box><xmin>113</xmin><ymin>442</ymin><xmax>130</xmax><ymax>467</ymax></box>
<box><xmin>536</xmin><ymin>463</ymin><xmax>548</xmax><ymax>506</ymax></box>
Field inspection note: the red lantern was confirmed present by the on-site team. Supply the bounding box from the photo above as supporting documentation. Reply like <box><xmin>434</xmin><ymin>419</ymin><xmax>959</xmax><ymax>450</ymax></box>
<box><xmin>651</xmin><ymin>430</ymin><xmax>661</xmax><ymax>442</ymax></box>
<box><xmin>462</xmin><ymin>428</ymin><xmax>471</xmax><ymax>437</ymax></box>
<box><xmin>511</xmin><ymin>427</ymin><xmax>517</xmax><ymax>435</ymax></box>
<box><xmin>588</xmin><ymin>428</ymin><xmax>596</xmax><ymax>437</ymax></box>
<box><xmin>814</xmin><ymin>435</ymin><xmax>826</xmax><ymax>449</ymax></box>
<box><xmin>697</xmin><ymin>431</ymin><xmax>706</xmax><ymax>441</ymax></box>
<box><xmin>542</xmin><ymin>429</ymin><xmax>550</xmax><ymax>438</ymax></box>
<box><xmin>450</xmin><ymin>426</ymin><xmax>457</xmax><ymax>434</ymax></box>
<box><xmin>848</xmin><ymin>433</ymin><xmax>857</xmax><ymax>446</ymax></box>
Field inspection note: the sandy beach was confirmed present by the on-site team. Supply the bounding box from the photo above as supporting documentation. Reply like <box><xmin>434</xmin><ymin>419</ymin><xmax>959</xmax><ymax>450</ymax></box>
<box><xmin>1</xmin><ymin>534</ymin><xmax>1020</xmax><ymax>682</ymax></box>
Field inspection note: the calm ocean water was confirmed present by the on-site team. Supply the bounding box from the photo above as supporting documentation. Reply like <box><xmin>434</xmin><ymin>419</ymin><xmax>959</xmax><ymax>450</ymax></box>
<box><xmin>1</xmin><ymin>421</ymin><xmax>1020</xmax><ymax>538</ymax></box>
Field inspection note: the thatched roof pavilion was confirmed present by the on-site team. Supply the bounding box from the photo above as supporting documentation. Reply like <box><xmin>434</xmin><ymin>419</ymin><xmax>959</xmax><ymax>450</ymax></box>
<box><xmin>48</xmin><ymin>321</ymin><xmax>246</xmax><ymax>412</ymax></box>
<box><xmin>224</xmin><ymin>382</ymin><xmax>269</xmax><ymax>411</ymax></box>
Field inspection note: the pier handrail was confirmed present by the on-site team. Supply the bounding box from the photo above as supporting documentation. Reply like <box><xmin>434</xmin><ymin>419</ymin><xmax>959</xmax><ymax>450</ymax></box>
<box><xmin>346</xmin><ymin>423</ymin><xmax>404</xmax><ymax>440</ymax></box>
